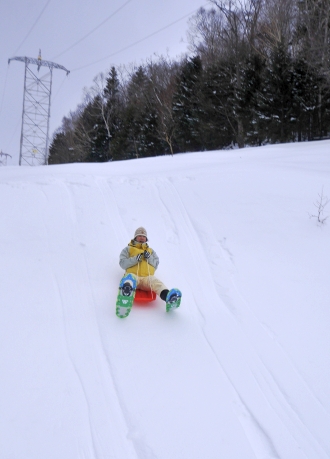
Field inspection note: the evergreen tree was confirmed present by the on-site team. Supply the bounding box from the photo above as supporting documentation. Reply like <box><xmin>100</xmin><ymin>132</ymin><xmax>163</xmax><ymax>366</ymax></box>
<box><xmin>199</xmin><ymin>61</ymin><xmax>235</xmax><ymax>149</ymax></box>
<box><xmin>114</xmin><ymin>66</ymin><xmax>163</xmax><ymax>159</ymax></box>
<box><xmin>173</xmin><ymin>56</ymin><xmax>204</xmax><ymax>152</ymax></box>
<box><xmin>257</xmin><ymin>45</ymin><xmax>294</xmax><ymax>143</ymax></box>
<box><xmin>82</xmin><ymin>97</ymin><xmax>110</xmax><ymax>163</ymax></box>
<box><xmin>102</xmin><ymin>67</ymin><xmax>124</xmax><ymax>160</ymax></box>
<box><xmin>291</xmin><ymin>58</ymin><xmax>320</xmax><ymax>141</ymax></box>
<box><xmin>48</xmin><ymin>132</ymin><xmax>68</xmax><ymax>165</ymax></box>
<box><xmin>239</xmin><ymin>53</ymin><xmax>266</xmax><ymax>146</ymax></box>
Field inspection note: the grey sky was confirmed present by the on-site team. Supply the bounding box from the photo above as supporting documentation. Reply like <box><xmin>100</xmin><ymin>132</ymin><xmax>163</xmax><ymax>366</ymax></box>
<box><xmin>0</xmin><ymin>0</ymin><xmax>207</xmax><ymax>165</ymax></box>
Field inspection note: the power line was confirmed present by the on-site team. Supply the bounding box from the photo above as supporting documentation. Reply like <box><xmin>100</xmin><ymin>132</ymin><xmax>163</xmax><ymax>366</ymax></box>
<box><xmin>1</xmin><ymin>0</ymin><xmax>52</xmax><ymax>144</ymax></box>
<box><xmin>52</xmin><ymin>0</ymin><xmax>134</xmax><ymax>60</ymax></box>
<box><xmin>52</xmin><ymin>73</ymin><xmax>70</xmax><ymax>102</ymax></box>
<box><xmin>0</xmin><ymin>66</ymin><xmax>9</xmax><ymax>120</ymax></box>
<box><xmin>5</xmin><ymin>118</ymin><xmax>21</xmax><ymax>151</ymax></box>
<box><xmin>71</xmin><ymin>4</ymin><xmax>207</xmax><ymax>72</ymax></box>
<box><xmin>13</xmin><ymin>0</ymin><xmax>52</xmax><ymax>55</ymax></box>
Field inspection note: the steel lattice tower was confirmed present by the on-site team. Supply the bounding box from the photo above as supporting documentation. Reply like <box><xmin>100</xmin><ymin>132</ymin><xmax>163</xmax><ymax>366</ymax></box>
<box><xmin>0</xmin><ymin>151</ymin><xmax>12</xmax><ymax>166</ymax></box>
<box><xmin>8</xmin><ymin>51</ymin><xmax>70</xmax><ymax>166</ymax></box>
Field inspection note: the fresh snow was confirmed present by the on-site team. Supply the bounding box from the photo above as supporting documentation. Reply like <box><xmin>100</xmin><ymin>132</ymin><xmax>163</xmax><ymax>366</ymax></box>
<box><xmin>1</xmin><ymin>140</ymin><xmax>330</xmax><ymax>459</ymax></box>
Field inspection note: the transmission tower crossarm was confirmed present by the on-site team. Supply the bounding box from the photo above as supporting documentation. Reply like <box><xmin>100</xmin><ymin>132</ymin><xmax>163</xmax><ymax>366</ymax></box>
<box><xmin>8</xmin><ymin>56</ymin><xmax>70</xmax><ymax>75</ymax></box>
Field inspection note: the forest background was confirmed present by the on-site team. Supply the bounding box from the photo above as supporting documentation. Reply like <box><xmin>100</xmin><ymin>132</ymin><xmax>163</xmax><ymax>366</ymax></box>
<box><xmin>49</xmin><ymin>0</ymin><xmax>330</xmax><ymax>164</ymax></box>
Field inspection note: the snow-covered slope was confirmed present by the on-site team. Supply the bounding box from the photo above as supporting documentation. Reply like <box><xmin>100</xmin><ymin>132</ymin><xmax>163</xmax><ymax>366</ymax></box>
<box><xmin>1</xmin><ymin>141</ymin><xmax>330</xmax><ymax>459</ymax></box>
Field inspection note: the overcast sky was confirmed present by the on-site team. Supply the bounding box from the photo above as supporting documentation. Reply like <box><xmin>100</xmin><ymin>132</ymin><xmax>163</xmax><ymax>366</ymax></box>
<box><xmin>0</xmin><ymin>0</ymin><xmax>208</xmax><ymax>165</ymax></box>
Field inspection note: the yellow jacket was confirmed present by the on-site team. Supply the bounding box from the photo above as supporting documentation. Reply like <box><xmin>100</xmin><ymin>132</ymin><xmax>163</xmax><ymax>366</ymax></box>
<box><xmin>119</xmin><ymin>241</ymin><xmax>158</xmax><ymax>277</ymax></box>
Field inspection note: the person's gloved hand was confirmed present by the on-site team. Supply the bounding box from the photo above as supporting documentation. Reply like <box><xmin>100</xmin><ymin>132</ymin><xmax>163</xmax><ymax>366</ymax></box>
<box><xmin>144</xmin><ymin>250</ymin><xmax>150</xmax><ymax>259</ymax></box>
<box><xmin>136</xmin><ymin>253</ymin><xmax>143</xmax><ymax>262</ymax></box>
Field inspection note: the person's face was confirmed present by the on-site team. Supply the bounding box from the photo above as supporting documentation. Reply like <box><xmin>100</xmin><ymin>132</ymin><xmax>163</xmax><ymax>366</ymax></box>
<box><xmin>136</xmin><ymin>235</ymin><xmax>147</xmax><ymax>243</ymax></box>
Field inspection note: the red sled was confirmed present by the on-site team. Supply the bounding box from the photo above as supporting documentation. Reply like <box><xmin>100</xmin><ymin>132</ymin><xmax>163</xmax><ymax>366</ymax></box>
<box><xmin>134</xmin><ymin>289</ymin><xmax>157</xmax><ymax>303</ymax></box>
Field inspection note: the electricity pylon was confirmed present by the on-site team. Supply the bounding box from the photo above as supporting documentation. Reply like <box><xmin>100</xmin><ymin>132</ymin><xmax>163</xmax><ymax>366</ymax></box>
<box><xmin>8</xmin><ymin>50</ymin><xmax>70</xmax><ymax>166</ymax></box>
<box><xmin>0</xmin><ymin>150</ymin><xmax>12</xmax><ymax>166</ymax></box>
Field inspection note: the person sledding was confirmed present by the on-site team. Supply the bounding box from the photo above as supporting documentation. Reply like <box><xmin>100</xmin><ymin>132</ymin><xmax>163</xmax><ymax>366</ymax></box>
<box><xmin>116</xmin><ymin>227</ymin><xmax>181</xmax><ymax>318</ymax></box>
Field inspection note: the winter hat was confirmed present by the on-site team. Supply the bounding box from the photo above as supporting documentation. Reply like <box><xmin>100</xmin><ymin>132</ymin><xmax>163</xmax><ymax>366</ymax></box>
<box><xmin>134</xmin><ymin>227</ymin><xmax>148</xmax><ymax>240</ymax></box>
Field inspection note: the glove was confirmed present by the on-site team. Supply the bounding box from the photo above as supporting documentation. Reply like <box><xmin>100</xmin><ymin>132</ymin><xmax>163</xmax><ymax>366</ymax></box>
<box><xmin>144</xmin><ymin>250</ymin><xmax>150</xmax><ymax>259</ymax></box>
<box><xmin>136</xmin><ymin>253</ymin><xmax>143</xmax><ymax>262</ymax></box>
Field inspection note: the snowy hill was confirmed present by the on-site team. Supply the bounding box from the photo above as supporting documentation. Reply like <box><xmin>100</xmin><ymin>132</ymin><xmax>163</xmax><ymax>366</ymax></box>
<box><xmin>1</xmin><ymin>141</ymin><xmax>330</xmax><ymax>459</ymax></box>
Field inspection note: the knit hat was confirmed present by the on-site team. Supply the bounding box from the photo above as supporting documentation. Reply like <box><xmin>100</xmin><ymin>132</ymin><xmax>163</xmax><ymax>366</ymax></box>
<box><xmin>134</xmin><ymin>227</ymin><xmax>148</xmax><ymax>240</ymax></box>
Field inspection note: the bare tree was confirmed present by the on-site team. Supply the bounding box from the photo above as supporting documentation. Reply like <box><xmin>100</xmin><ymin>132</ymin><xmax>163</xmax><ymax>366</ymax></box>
<box><xmin>86</xmin><ymin>73</ymin><xmax>112</xmax><ymax>142</ymax></box>
<box><xmin>309</xmin><ymin>187</ymin><xmax>329</xmax><ymax>225</ymax></box>
<box><xmin>147</xmin><ymin>56</ymin><xmax>179</xmax><ymax>155</ymax></box>
<box><xmin>187</xmin><ymin>7</ymin><xmax>226</xmax><ymax>65</ymax></box>
<box><xmin>254</xmin><ymin>0</ymin><xmax>299</xmax><ymax>60</ymax></box>
<box><xmin>298</xmin><ymin>0</ymin><xmax>330</xmax><ymax>71</ymax></box>
<box><xmin>82</xmin><ymin>68</ymin><xmax>124</xmax><ymax>160</ymax></box>
<box><xmin>69</xmin><ymin>104</ymin><xmax>95</xmax><ymax>161</ymax></box>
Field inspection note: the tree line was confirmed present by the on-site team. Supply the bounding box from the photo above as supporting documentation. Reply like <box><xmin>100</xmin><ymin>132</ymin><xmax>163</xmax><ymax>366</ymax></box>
<box><xmin>49</xmin><ymin>0</ymin><xmax>330</xmax><ymax>164</ymax></box>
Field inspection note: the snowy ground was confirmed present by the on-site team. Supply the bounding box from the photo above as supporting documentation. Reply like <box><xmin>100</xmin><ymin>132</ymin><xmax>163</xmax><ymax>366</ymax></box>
<box><xmin>1</xmin><ymin>141</ymin><xmax>330</xmax><ymax>459</ymax></box>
